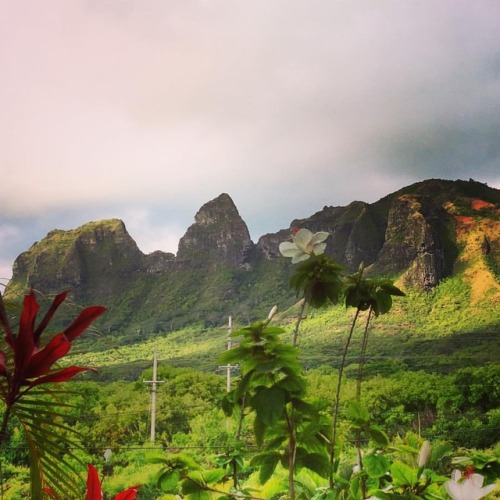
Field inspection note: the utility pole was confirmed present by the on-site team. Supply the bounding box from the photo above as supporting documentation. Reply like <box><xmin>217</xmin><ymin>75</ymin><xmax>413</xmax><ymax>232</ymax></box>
<box><xmin>218</xmin><ymin>316</ymin><xmax>238</xmax><ymax>392</ymax></box>
<box><xmin>144</xmin><ymin>345</ymin><xmax>164</xmax><ymax>443</ymax></box>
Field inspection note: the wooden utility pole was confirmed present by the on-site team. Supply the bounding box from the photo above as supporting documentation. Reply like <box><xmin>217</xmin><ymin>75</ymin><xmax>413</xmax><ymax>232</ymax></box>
<box><xmin>144</xmin><ymin>345</ymin><xmax>164</xmax><ymax>443</ymax></box>
<box><xmin>219</xmin><ymin>316</ymin><xmax>238</xmax><ymax>392</ymax></box>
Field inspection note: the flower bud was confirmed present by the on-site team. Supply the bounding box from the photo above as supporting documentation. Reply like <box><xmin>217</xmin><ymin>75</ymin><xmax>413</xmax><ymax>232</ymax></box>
<box><xmin>417</xmin><ymin>440</ymin><xmax>431</xmax><ymax>468</ymax></box>
<box><xmin>267</xmin><ymin>305</ymin><xmax>278</xmax><ymax>321</ymax></box>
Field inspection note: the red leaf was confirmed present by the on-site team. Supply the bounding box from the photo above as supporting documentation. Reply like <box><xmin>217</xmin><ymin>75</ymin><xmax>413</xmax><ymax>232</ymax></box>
<box><xmin>86</xmin><ymin>464</ymin><xmax>103</xmax><ymax>500</ymax></box>
<box><xmin>33</xmin><ymin>291</ymin><xmax>69</xmax><ymax>345</ymax></box>
<box><xmin>64</xmin><ymin>306</ymin><xmax>107</xmax><ymax>341</ymax></box>
<box><xmin>0</xmin><ymin>351</ymin><xmax>7</xmax><ymax>377</ymax></box>
<box><xmin>28</xmin><ymin>366</ymin><xmax>94</xmax><ymax>388</ymax></box>
<box><xmin>15</xmin><ymin>291</ymin><xmax>39</xmax><ymax>371</ymax></box>
<box><xmin>42</xmin><ymin>487</ymin><xmax>59</xmax><ymax>499</ymax></box>
<box><xmin>114</xmin><ymin>486</ymin><xmax>140</xmax><ymax>500</ymax></box>
<box><xmin>24</xmin><ymin>333</ymin><xmax>71</xmax><ymax>379</ymax></box>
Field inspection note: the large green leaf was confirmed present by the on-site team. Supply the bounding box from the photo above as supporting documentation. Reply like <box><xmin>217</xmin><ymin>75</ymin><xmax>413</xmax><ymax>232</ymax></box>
<box><xmin>295</xmin><ymin>452</ymin><xmax>331</xmax><ymax>478</ymax></box>
<box><xmin>250</xmin><ymin>386</ymin><xmax>286</xmax><ymax>425</ymax></box>
<box><xmin>390</xmin><ymin>461</ymin><xmax>418</xmax><ymax>487</ymax></box>
<box><xmin>158</xmin><ymin>469</ymin><xmax>180</xmax><ymax>491</ymax></box>
<box><xmin>250</xmin><ymin>451</ymin><xmax>281</xmax><ymax>484</ymax></box>
<box><xmin>364</xmin><ymin>453</ymin><xmax>390</xmax><ymax>479</ymax></box>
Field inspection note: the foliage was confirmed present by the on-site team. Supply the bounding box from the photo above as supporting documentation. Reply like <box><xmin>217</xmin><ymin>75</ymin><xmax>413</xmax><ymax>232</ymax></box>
<box><xmin>2</xmin><ymin>218</ymin><xmax>499</xmax><ymax>498</ymax></box>
<box><xmin>0</xmin><ymin>289</ymin><xmax>106</xmax><ymax>498</ymax></box>
<box><xmin>220</xmin><ymin>317</ymin><xmax>331</xmax><ymax>497</ymax></box>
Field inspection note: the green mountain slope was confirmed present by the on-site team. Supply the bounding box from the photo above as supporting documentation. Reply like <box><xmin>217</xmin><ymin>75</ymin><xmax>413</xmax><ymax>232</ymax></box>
<box><xmin>4</xmin><ymin>178</ymin><xmax>499</xmax><ymax>375</ymax></box>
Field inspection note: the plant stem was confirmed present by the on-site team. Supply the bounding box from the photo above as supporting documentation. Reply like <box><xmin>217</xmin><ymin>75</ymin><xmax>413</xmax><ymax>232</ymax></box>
<box><xmin>329</xmin><ymin>307</ymin><xmax>361</xmax><ymax>489</ymax></box>
<box><xmin>283</xmin><ymin>406</ymin><xmax>296</xmax><ymax>500</ymax></box>
<box><xmin>232</xmin><ymin>392</ymin><xmax>247</xmax><ymax>489</ymax></box>
<box><xmin>0</xmin><ymin>403</ymin><xmax>12</xmax><ymax>500</ymax></box>
<box><xmin>356</xmin><ymin>307</ymin><xmax>373</xmax><ymax>402</ymax></box>
<box><xmin>292</xmin><ymin>298</ymin><xmax>307</xmax><ymax>347</ymax></box>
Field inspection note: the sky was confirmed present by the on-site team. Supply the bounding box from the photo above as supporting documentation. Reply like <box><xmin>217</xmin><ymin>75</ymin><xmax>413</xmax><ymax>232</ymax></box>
<box><xmin>1</xmin><ymin>1</ymin><xmax>500</xmax><ymax>283</ymax></box>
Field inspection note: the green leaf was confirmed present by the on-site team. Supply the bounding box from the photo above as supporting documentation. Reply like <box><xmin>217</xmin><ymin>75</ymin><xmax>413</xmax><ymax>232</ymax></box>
<box><xmin>218</xmin><ymin>346</ymin><xmax>245</xmax><ymax>365</ymax></box>
<box><xmin>364</xmin><ymin>453</ymin><xmax>390</xmax><ymax>478</ymax></box>
<box><xmin>201</xmin><ymin>468</ymin><xmax>227</xmax><ymax>484</ymax></box>
<box><xmin>381</xmin><ymin>283</ymin><xmax>406</xmax><ymax>296</ymax></box>
<box><xmin>369</xmin><ymin>426</ymin><xmax>390</xmax><ymax>446</ymax></box>
<box><xmin>390</xmin><ymin>461</ymin><xmax>418</xmax><ymax>487</ymax></box>
<box><xmin>221</xmin><ymin>394</ymin><xmax>234</xmax><ymax>416</ymax></box>
<box><xmin>348</xmin><ymin>401</ymin><xmax>370</xmax><ymax>424</ymax></box>
<box><xmin>174</xmin><ymin>454</ymin><xmax>201</xmax><ymax>470</ymax></box>
<box><xmin>296</xmin><ymin>452</ymin><xmax>331</xmax><ymax>478</ymax></box>
<box><xmin>371</xmin><ymin>492</ymin><xmax>408</xmax><ymax>499</ymax></box>
<box><xmin>250</xmin><ymin>451</ymin><xmax>281</xmax><ymax>484</ymax></box>
<box><xmin>349</xmin><ymin>475</ymin><xmax>363</xmax><ymax>500</ymax></box>
<box><xmin>250</xmin><ymin>386</ymin><xmax>286</xmax><ymax>425</ymax></box>
<box><xmin>254</xmin><ymin>416</ymin><xmax>266</xmax><ymax>448</ymax></box>
<box><xmin>146</xmin><ymin>454</ymin><xmax>168</xmax><ymax>464</ymax></box>
<box><xmin>375</xmin><ymin>289</ymin><xmax>393</xmax><ymax>315</ymax></box>
<box><xmin>158</xmin><ymin>469</ymin><xmax>181</xmax><ymax>491</ymax></box>
<box><xmin>182</xmin><ymin>472</ymin><xmax>211</xmax><ymax>497</ymax></box>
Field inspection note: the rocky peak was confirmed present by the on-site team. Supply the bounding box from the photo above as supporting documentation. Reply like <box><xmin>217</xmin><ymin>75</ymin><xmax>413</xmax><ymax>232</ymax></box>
<box><xmin>177</xmin><ymin>193</ymin><xmax>254</xmax><ymax>267</ymax></box>
<box><xmin>371</xmin><ymin>194</ymin><xmax>451</xmax><ymax>290</ymax></box>
<box><xmin>11</xmin><ymin>219</ymin><xmax>145</xmax><ymax>301</ymax></box>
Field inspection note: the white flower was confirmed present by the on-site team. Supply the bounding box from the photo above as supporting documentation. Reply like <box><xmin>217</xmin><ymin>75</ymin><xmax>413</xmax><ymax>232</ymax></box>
<box><xmin>445</xmin><ymin>469</ymin><xmax>496</xmax><ymax>500</ymax></box>
<box><xmin>279</xmin><ymin>228</ymin><xmax>329</xmax><ymax>264</ymax></box>
<box><xmin>267</xmin><ymin>305</ymin><xmax>278</xmax><ymax>321</ymax></box>
<box><xmin>417</xmin><ymin>440</ymin><xmax>431</xmax><ymax>468</ymax></box>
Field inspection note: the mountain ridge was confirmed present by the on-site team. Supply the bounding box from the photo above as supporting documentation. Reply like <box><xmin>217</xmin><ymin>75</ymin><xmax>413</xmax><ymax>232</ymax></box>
<box><xmin>5</xmin><ymin>178</ymin><xmax>500</xmax><ymax>338</ymax></box>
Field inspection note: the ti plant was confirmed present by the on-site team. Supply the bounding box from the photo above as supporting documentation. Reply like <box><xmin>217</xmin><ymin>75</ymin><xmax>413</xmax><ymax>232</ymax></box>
<box><xmin>219</xmin><ymin>314</ymin><xmax>331</xmax><ymax>500</ymax></box>
<box><xmin>0</xmin><ymin>289</ymin><xmax>106</xmax><ymax>498</ymax></box>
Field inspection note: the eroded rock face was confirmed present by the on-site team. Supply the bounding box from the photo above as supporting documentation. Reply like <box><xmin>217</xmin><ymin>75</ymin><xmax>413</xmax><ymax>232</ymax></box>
<box><xmin>177</xmin><ymin>193</ymin><xmax>254</xmax><ymax>267</ymax></box>
<box><xmin>144</xmin><ymin>251</ymin><xmax>176</xmax><ymax>274</ymax></box>
<box><xmin>11</xmin><ymin>219</ymin><xmax>145</xmax><ymax>301</ymax></box>
<box><xmin>372</xmin><ymin>195</ymin><xmax>450</xmax><ymax>290</ymax></box>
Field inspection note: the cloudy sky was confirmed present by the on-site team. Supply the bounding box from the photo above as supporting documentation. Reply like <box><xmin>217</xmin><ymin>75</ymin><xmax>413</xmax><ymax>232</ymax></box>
<box><xmin>1</xmin><ymin>1</ymin><xmax>499</xmax><ymax>283</ymax></box>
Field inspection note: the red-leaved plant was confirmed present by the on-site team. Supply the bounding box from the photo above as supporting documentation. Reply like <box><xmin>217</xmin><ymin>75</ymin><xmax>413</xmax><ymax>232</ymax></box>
<box><xmin>44</xmin><ymin>464</ymin><xmax>139</xmax><ymax>500</ymax></box>
<box><xmin>0</xmin><ymin>289</ymin><xmax>106</xmax><ymax>497</ymax></box>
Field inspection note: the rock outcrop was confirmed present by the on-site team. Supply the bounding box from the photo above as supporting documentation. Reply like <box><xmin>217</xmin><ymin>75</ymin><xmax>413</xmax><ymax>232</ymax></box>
<box><xmin>371</xmin><ymin>194</ymin><xmax>451</xmax><ymax>290</ymax></box>
<box><xmin>177</xmin><ymin>193</ymin><xmax>254</xmax><ymax>268</ymax></box>
<box><xmin>11</xmin><ymin>219</ymin><xmax>144</xmax><ymax>301</ymax></box>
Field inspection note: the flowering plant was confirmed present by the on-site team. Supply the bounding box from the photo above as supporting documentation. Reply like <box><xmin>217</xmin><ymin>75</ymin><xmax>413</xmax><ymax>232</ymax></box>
<box><xmin>279</xmin><ymin>228</ymin><xmax>329</xmax><ymax>263</ymax></box>
<box><xmin>445</xmin><ymin>469</ymin><xmax>497</xmax><ymax>500</ymax></box>
<box><xmin>44</xmin><ymin>464</ymin><xmax>139</xmax><ymax>499</ymax></box>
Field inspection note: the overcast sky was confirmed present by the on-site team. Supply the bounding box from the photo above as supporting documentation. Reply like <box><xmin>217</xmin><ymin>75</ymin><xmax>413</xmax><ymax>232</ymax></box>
<box><xmin>1</xmin><ymin>1</ymin><xmax>499</xmax><ymax>283</ymax></box>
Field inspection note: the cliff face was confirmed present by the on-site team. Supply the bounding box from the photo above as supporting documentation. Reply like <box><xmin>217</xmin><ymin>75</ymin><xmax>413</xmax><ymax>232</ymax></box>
<box><xmin>177</xmin><ymin>193</ymin><xmax>254</xmax><ymax>268</ymax></box>
<box><xmin>370</xmin><ymin>194</ymin><xmax>453</xmax><ymax>290</ymax></box>
<box><xmin>11</xmin><ymin>219</ymin><xmax>145</xmax><ymax>301</ymax></box>
<box><xmin>6</xmin><ymin>179</ymin><xmax>500</xmax><ymax>333</ymax></box>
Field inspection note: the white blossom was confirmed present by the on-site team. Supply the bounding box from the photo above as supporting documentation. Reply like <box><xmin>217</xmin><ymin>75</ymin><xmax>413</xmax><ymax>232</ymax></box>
<box><xmin>417</xmin><ymin>440</ymin><xmax>431</xmax><ymax>468</ymax></box>
<box><xmin>279</xmin><ymin>228</ymin><xmax>329</xmax><ymax>264</ymax></box>
<box><xmin>445</xmin><ymin>469</ymin><xmax>496</xmax><ymax>500</ymax></box>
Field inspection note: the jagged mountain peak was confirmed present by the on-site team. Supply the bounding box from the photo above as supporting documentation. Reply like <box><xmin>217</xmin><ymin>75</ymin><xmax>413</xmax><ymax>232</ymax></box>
<box><xmin>194</xmin><ymin>193</ymin><xmax>239</xmax><ymax>225</ymax></box>
<box><xmin>177</xmin><ymin>193</ymin><xmax>253</xmax><ymax>267</ymax></box>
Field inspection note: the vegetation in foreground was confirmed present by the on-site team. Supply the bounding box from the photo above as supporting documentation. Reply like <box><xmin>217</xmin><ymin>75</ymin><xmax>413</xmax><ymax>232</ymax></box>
<box><xmin>0</xmin><ymin>228</ymin><xmax>498</xmax><ymax>498</ymax></box>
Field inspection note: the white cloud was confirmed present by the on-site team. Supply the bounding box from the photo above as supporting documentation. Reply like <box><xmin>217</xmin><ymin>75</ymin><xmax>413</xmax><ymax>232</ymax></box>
<box><xmin>0</xmin><ymin>0</ymin><xmax>499</xmax><ymax>275</ymax></box>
